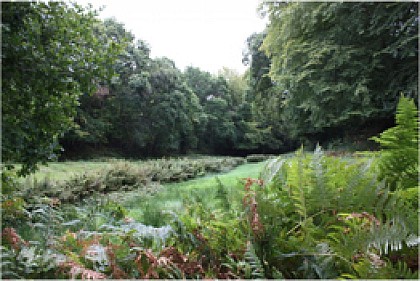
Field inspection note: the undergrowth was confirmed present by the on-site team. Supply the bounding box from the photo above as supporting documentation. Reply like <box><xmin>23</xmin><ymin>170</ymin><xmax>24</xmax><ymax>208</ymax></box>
<box><xmin>18</xmin><ymin>156</ymin><xmax>245</xmax><ymax>203</ymax></box>
<box><xmin>1</xmin><ymin>98</ymin><xmax>418</xmax><ymax>279</ymax></box>
<box><xmin>2</xmin><ymin>148</ymin><xmax>418</xmax><ymax>279</ymax></box>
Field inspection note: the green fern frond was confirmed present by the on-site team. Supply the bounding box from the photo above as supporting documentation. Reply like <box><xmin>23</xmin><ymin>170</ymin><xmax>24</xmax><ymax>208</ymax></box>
<box><xmin>368</xmin><ymin>218</ymin><xmax>413</xmax><ymax>255</ymax></box>
<box><xmin>244</xmin><ymin>241</ymin><xmax>265</xmax><ymax>278</ymax></box>
<box><xmin>371</xmin><ymin>95</ymin><xmax>419</xmax><ymax>190</ymax></box>
<box><xmin>330</xmin><ymin>211</ymin><xmax>417</xmax><ymax>262</ymax></box>
<box><xmin>392</xmin><ymin>260</ymin><xmax>418</xmax><ymax>279</ymax></box>
<box><xmin>287</xmin><ymin>147</ymin><xmax>309</xmax><ymax>221</ymax></box>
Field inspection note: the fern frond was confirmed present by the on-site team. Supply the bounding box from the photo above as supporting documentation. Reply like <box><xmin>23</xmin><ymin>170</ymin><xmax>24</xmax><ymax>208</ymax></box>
<box><xmin>287</xmin><ymin>147</ymin><xmax>308</xmax><ymax>221</ymax></box>
<box><xmin>244</xmin><ymin>241</ymin><xmax>265</xmax><ymax>278</ymax></box>
<box><xmin>371</xmin><ymin>95</ymin><xmax>419</xmax><ymax>190</ymax></box>
<box><xmin>368</xmin><ymin>216</ymin><xmax>417</xmax><ymax>256</ymax></box>
<box><xmin>330</xmin><ymin>211</ymin><xmax>417</xmax><ymax>262</ymax></box>
<box><xmin>260</xmin><ymin>157</ymin><xmax>287</xmax><ymax>185</ymax></box>
<box><xmin>392</xmin><ymin>260</ymin><xmax>418</xmax><ymax>279</ymax></box>
<box><xmin>60</xmin><ymin>261</ymin><xmax>107</xmax><ymax>280</ymax></box>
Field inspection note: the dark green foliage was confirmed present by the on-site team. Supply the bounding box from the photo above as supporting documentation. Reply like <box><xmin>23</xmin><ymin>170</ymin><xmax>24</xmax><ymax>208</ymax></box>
<box><xmin>51</xmin><ymin>17</ymin><xmax>290</xmax><ymax>159</ymax></box>
<box><xmin>61</xmin><ymin>24</ymin><xmax>205</xmax><ymax>157</ymax></box>
<box><xmin>184</xmin><ymin>67</ymin><xmax>238</xmax><ymax>153</ymax></box>
<box><xmin>183</xmin><ymin>66</ymin><xmax>286</xmax><ymax>154</ymax></box>
<box><xmin>241</xmin><ymin>32</ymin><xmax>296</xmax><ymax>152</ymax></box>
<box><xmin>260</xmin><ymin>2</ymin><xmax>418</xmax><ymax>143</ymax></box>
<box><xmin>2</xmin><ymin>2</ymin><xmax>124</xmax><ymax>176</ymax></box>
<box><xmin>371</xmin><ymin>96</ymin><xmax>419</xmax><ymax>190</ymax></box>
<box><xmin>1</xmin><ymin>167</ymin><xmax>20</xmax><ymax>195</ymax></box>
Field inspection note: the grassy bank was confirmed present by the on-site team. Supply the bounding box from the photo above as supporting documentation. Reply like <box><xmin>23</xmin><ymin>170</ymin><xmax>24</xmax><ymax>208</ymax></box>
<box><xmin>123</xmin><ymin>161</ymin><xmax>267</xmax><ymax>224</ymax></box>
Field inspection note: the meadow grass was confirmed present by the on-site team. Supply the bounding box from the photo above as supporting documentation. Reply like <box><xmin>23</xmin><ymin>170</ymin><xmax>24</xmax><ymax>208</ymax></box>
<box><xmin>124</xmin><ymin>161</ymin><xmax>267</xmax><ymax>225</ymax></box>
<box><xmin>20</xmin><ymin>158</ymin><xmax>268</xmax><ymax>226</ymax></box>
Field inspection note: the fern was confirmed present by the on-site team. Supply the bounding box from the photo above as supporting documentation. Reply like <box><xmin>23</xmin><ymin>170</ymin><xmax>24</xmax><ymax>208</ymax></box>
<box><xmin>308</xmin><ymin>144</ymin><xmax>337</xmax><ymax>212</ymax></box>
<box><xmin>260</xmin><ymin>157</ymin><xmax>287</xmax><ymax>185</ymax></box>
<box><xmin>371</xmin><ymin>95</ymin><xmax>419</xmax><ymax>190</ymax></box>
<box><xmin>328</xmin><ymin>211</ymin><xmax>417</xmax><ymax>265</ymax></box>
<box><xmin>60</xmin><ymin>261</ymin><xmax>107</xmax><ymax>279</ymax></box>
<box><xmin>0</xmin><ymin>244</ymin><xmax>59</xmax><ymax>279</ymax></box>
<box><xmin>295</xmin><ymin>243</ymin><xmax>340</xmax><ymax>279</ymax></box>
<box><xmin>244</xmin><ymin>241</ymin><xmax>265</xmax><ymax>278</ymax></box>
<box><xmin>391</xmin><ymin>260</ymin><xmax>418</xmax><ymax>279</ymax></box>
<box><xmin>346</xmin><ymin>257</ymin><xmax>418</xmax><ymax>279</ymax></box>
<box><xmin>286</xmin><ymin>147</ymin><xmax>309</xmax><ymax>221</ymax></box>
<box><xmin>1</xmin><ymin>246</ymin><xmax>22</xmax><ymax>279</ymax></box>
<box><xmin>254</xmin><ymin>144</ymin><xmax>418</xmax><ymax>279</ymax></box>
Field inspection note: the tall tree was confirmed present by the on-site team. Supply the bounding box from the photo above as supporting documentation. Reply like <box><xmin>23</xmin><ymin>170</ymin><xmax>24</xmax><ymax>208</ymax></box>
<box><xmin>141</xmin><ymin>57</ymin><xmax>203</xmax><ymax>155</ymax></box>
<box><xmin>184</xmin><ymin>67</ymin><xmax>240</xmax><ymax>153</ymax></box>
<box><xmin>261</xmin><ymin>2</ymin><xmax>418</xmax><ymax>142</ymax></box>
<box><xmin>60</xmin><ymin>19</ymin><xmax>144</xmax><ymax>156</ymax></box>
<box><xmin>2</xmin><ymin>1</ymin><xmax>124</xmax><ymax>175</ymax></box>
<box><xmin>241</xmin><ymin>32</ymin><xmax>294</xmax><ymax>152</ymax></box>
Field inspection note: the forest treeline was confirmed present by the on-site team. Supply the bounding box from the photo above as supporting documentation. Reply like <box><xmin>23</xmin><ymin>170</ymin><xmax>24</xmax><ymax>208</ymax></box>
<box><xmin>59</xmin><ymin>20</ymin><xmax>294</xmax><ymax>159</ymax></box>
<box><xmin>2</xmin><ymin>1</ymin><xmax>418</xmax><ymax>174</ymax></box>
<box><xmin>61</xmin><ymin>1</ymin><xmax>418</xmax><ymax>159</ymax></box>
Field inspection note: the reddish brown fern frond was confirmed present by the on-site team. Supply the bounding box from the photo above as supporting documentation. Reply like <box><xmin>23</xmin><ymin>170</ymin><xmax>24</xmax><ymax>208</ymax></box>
<box><xmin>242</xmin><ymin>179</ymin><xmax>265</xmax><ymax>238</ymax></box>
<box><xmin>159</xmin><ymin>246</ymin><xmax>205</xmax><ymax>278</ymax></box>
<box><xmin>135</xmin><ymin>249</ymin><xmax>160</xmax><ymax>278</ymax></box>
<box><xmin>2</xmin><ymin>227</ymin><xmax>28</xmax><ymax>250</ymax></box>
<box><xmin>106</xmin><ymin>243</ymin><xmax>129</xmax><ymax>279</ymax></box>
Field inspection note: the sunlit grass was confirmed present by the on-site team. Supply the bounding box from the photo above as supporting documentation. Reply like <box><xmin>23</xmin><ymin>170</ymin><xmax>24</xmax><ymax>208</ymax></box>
<box><xmin>18</xmin><ymin>158</ymin><xmax>268</xmax><ymax>226</ymax></box>
<box><xmin>124</xmin><ymin>161</ymin><xmax>267</xmax><ymax>224</ymax></box>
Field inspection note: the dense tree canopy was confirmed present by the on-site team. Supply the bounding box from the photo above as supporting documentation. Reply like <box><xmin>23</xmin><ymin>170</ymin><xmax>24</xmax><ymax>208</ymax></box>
<box><xmin>260</xmin><ymin>2</ymin><xmax>418</xmax><ymax>142</ymax></box>
<box><xmin>2</xmin><ymin>1</ymin><xmax>124</xmax><ymax>175</ymax></box>
<box><xmin>62</xmin><ymin>24</ymin><xmax>205</xmax><ymax>157</ymax></box>
<box><xmin>3</xmin><ymin>1</ymin><xmax>418</xmax><ymax>172</ymax></box>
<box><xmin>242</xmin><ymin>32</ymin><xmax>293</xmax><ymax>151</ymax></box>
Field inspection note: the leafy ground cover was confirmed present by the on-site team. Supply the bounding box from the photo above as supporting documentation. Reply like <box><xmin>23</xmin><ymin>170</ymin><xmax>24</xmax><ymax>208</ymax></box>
<box><xmin>2</xmin><ymin>150</ymin><xmax>417</xmax><ymax>279</ymax></box>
